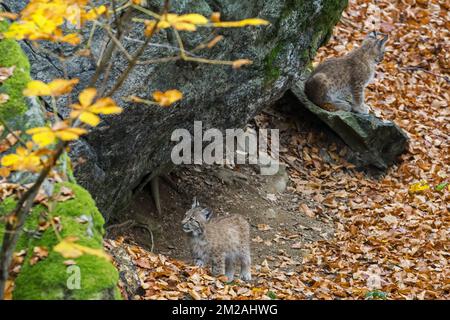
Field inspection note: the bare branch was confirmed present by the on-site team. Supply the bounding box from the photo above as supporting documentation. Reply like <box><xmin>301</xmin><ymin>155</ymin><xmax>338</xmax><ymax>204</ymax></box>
<box><xmin>0</xmin><ymin>141</ymin><xmax>66</xmax><ymax>299</ymax></box>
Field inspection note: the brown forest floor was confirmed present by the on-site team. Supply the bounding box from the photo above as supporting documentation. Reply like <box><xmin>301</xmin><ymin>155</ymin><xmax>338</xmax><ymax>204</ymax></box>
<box><xmin>106</xmin><ymin>0</ymin><xmax>449</xmax><ymax>300</ymax></box>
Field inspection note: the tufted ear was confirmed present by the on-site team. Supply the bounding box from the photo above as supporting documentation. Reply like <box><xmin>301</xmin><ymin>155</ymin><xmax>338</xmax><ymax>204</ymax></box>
<box><xmin>378</xmin><ymin>34</ymin><xmax>389</xmax><ymax>47</ymax></box>
<box><xmin>201</xmin><ymin>208</ymin><xmax>213</xmax><ymax>221</ymax></box>
<box><xmin>367</xmin><ymin>31</ymin><xmax>377</xmax><ymax>39</ymax></box>
<box><xmin>192</xmin><ymin>197</ymin><xmax>200</xmax><ymax>208</ymax></box>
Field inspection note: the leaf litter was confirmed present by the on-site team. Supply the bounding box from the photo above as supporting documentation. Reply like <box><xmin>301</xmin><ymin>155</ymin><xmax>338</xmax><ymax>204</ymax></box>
<box><xmin>104</xmin><ymin>0</ymin><xmax>448</xmax><ymax>300</ymax></box>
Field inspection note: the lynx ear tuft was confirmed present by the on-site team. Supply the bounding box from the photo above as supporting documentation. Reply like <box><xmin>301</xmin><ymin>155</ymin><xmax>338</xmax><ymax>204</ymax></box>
<box><xmin>192</xmin><ymin>197</ymin><xmax>200</xmax><ymax>208</ymax></box>
<box><xmin>201</xmin><ymin>208</ymin><xmax>213</xmax><ymax>221</ymax></box>
<box><xmin>367</xmin><ymin>31</ymin><xmax>377</xmax><ymax>39</ymax></box>
<box><xmin>376</xmin><ymin>34</ymin><xmax>388</xmax><ymax>49</ymax></box>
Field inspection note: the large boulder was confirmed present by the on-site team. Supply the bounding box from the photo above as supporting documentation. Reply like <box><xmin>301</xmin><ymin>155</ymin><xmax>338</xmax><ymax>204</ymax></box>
<box><xmin>0</xmin><ymin>19</ymin><xmax>120</xmax><ymax>299</ymax></box>
<box><xmin>2</xmin><ymin>0</ymin><xmax>348</xmax><ymax>220</ymax></box>
<box><xmin>290</xmin><ymin>81</ymin><xmax>409</xmax><ymax>169</ymax></box>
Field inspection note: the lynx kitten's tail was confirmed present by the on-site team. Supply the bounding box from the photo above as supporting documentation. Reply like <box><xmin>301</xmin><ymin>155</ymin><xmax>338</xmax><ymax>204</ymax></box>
<box><xmin>304</xmin><ymin>72</ymin><xmax>330</xmax><ymax>107</ymax></box>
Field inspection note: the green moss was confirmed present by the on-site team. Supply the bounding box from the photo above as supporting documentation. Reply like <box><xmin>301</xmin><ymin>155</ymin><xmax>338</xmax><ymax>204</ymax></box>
<box><xmin>0</xmin><ymin>182</ymin><xmax>119</xmax><ymax>300</ymax></box>
<box><xmin>315</xmin><ymin>0</ymin><xmax>348</xmax><ymax>47</ymax></box>
<box><xmin>0</xmin><ymin>16</ymin><xmax>119</xmax><ymax>300</ymax></box>
<box><xmin>262</xmin><ymin>0</ymin><xmax>347</xmax><ymax>84</ymax></box>
<box><xmin>0</xmin><ymin>20</ymin><xmax>31</xmax><ymax>120</ymax></box>
<box><xmin>264</xmin><ymin>43</ymin><xmax>284</xmax><ymax>85</ymax></box>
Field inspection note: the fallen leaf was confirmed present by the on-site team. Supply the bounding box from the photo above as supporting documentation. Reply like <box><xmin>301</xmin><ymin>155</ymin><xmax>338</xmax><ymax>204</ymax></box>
<box><xmin>257</xmin><ymin>224</ymin><xmax>271</xmax><ymax>231</ymax></box>
<box><xmin>0</xmin><ymin>66</ymin><xmax>15</xmax><ymax>83</ymax></box>
<box><xmin>30</xmin><ymin>246</ymin><xmax>49</xmax><ymax>265</ymax></box>
<box><xmin>54</xmin><ymin>237</ymin><xmax>111</xmax><ymax>261</ymax></box>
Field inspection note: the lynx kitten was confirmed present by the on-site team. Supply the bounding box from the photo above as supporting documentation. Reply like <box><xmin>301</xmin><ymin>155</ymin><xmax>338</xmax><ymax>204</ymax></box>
<box><xmin>182</xmin><ymin>198</ymin><xmax>252</xmax><ymax>281</ymax></box>
<box><xmin>305</xmin><ymin>31</ymin><xmax>388</xmax><ymax>114</ymax></box>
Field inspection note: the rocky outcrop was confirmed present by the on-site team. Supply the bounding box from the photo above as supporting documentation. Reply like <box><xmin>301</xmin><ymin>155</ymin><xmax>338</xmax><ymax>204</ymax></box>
<box><xmin>0</xmin><ymin>20</ymin><xmax>119</xmax><ymax>299</ymax></box>
<box><xmin>290</xmin><ymin>81</ymin><xmax>409</xmax><ymax>169</ymax></box>
<box><xmin>0</xmin><ymin>183</ymin><xmax>120</xmax><ymax>300</ymax></box>
<box><xmin>2</xmin><ymin>0</ymin><xmax>348</xmax><ymax>220</ymax></box>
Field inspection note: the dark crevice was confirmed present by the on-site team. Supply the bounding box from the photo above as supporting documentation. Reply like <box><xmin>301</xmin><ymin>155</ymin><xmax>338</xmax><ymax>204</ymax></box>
<box><xmin>22</xmin><ymin>41</ymin><xmax>65</xmax><ymax>76</ymax></box>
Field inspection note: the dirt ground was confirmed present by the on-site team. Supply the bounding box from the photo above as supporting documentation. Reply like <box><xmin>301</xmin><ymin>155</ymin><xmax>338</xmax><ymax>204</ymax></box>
<box><xmin>106</xmin><ymin>92</ymin><xmax>358</xmax><ymax>269</ymax></box>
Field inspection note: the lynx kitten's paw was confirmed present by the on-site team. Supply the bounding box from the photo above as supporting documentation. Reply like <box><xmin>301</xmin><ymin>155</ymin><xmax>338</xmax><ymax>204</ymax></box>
<box><xmin>353</xmin><ymin>103</ymin><xmax>370</xmax><ymax>114</ymax></box>
<box><xmin>240</xmin><ymin>272</ymin><xmax>252</xmax><ymax>281</ymax></box>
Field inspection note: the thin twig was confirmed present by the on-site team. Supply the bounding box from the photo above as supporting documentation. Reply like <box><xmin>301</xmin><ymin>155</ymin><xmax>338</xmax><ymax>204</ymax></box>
<box><xmin>111</xmin><ymin>0</ymin><xmax>122</xmax><ymax>38</ymax></box>
<box><xmin>280</xmin><ymin>154</ymin><xmax>305</xmax><ymax>175</ymax></box>
<box><xmin>105</xmin><ymin>219</ymin><xmax>134</xmax><ymax>231</ymax></box>
<box><xmin>117</xmin><ymin>32</ymin><xmax>201</xmax><ymax>58</ymax></box>
<box><xmin>131</xmin><ymin>4</ymin><xmax>161</xmax><ymax>19</ymax></box>
<box><xmin>89</xmin><ymin>7</ymin><xmax>133</xmax><ymax>87</ymax></box>
<box><xmin>105</xmin><ymin>0</ymin><xmax>171</xmax><ymax>96</ymax></box>
<box><xmin>132</xmin><ymin>223</ymin><xmax>154</xmax><ymax>253</ymax></box>
<box><xmin>137</xmin><ymin>55</ymin><xmax>180</xmax><ymax>65</ymax></box>
<box><xmin>0</xmin><ymin>141</ymin><xmax>66</xmax><ymax>299</ymax></box>
<box><xmin>173</xmin><ymin>29</ymin><xmax>236</xmax><ymax>66</ymax></box>
<box><xmin>105</xmin><ymin>26</ymin><xmax>157</xmax><ymax>97</ymax></box>
<box><xmin>0</xmin><ymin>117</ymin><xmax>27</xmax><ymax>147</ymax></box>
<box><xmin>101</xmin><ymin>24</ymin><xmax>133</xmax><ymax>62</ymax></box>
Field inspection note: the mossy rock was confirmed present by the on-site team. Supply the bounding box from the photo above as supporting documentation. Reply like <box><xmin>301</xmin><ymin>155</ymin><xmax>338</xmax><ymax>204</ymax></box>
<box><xmin>0</xmin><ymin>183</ymin><xmax>121</xmax><ymax>300</ymax></box>
<box><xmin>262</xmin><ymin>0</ymin><xmax>348</xmax><ymax>85</ymax></box>
<box><xmin>0</xmin><ymin>20</ymin><xmax>31</xmax><ymax>120</ymax></box>
<box><xmin>0</xmin><ymin>11</ymin><xmax>120</xmax><ymax>300</ymax></box>
<box><xmin>290</xmin><ymin>81</ymin><xmax>409</xmax><ymax>169</ymax></box>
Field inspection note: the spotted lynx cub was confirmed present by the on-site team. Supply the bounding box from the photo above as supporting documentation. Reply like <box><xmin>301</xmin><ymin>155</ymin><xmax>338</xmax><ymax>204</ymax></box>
<box><xmin>182</xmin><ymin>198</ymin><xmax>251</xmax><ymax>281</ymax></box>
<box><xmin>305</xmin><ymin>31</ymin><xmax>388</xmax><ymax>114</ymax></box>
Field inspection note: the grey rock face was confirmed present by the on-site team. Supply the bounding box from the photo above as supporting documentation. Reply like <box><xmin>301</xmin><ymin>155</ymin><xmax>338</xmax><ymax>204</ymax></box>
<box><xmin>290</xmin><ymin>81</ymin><xmax>409</xmax><ymax>169</ymax></box>
<box><xmin>3</xmin><ymin>0</ymin><xmax>348</xmax><ymax>220</ymax></box>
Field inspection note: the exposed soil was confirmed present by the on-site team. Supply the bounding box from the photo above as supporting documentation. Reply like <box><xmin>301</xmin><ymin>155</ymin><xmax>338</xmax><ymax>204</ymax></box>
<box><xmin>106</xmin><ymin>93</ymin><xmax>355</xmax><ymax>270</ymax></box>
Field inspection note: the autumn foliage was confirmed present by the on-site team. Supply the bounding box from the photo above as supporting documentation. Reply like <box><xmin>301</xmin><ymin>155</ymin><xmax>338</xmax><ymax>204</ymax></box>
<box><xmin>111</xmin><ymin>0</ymin><xmax>448</xmax><ymax>301</ymax></box>
<box><xmin>0</xmin><ymin>0</ymin><xmax>268</xmax><ymax>299</ymax></box>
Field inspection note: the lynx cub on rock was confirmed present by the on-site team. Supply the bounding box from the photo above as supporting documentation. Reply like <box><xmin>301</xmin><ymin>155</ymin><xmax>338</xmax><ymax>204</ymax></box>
<box><xmin>182</xmin><ymin>198</ymin><xmax>252</xmax><ymax>281</ymax></box>
<box><xmin>305</xmin><ymin>31</ymin><xmax>388</xmax><ymax>114</ymax></box>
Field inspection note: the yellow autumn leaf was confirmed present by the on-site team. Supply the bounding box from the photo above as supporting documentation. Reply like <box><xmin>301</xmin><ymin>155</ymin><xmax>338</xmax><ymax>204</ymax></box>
<box><xmin>70</xmin><ymin>88</ymin><xmax>122</xmax><ymax>126</ymax></box>
<box><xmin>176</xmin><ymin>14</ymin><xmax>209</xmax><ymax>25</ymax></box>
<box><xmin>0</xmin><ymin>167</ymin><xmax>11</xmax><ymax>178</ymax></box>
<box><xmin>212</xmin><ymin>18</ymin><xmax>270</xmax><ymax>28</ymax></box>
<box><xmin>27</xmin><ymin>124</ymin><xmax>87</xmax><ymax>147</ymax></box>
<box><xmin>210</xmin><ymin>12</ymin><xmax>221</xmax><ymax>23</ymax></box>
<box><xmin>152</xmin><ymin>89</ymin><xmax>183</xmax><ymax>107</ymax></box>
<box><xmin>23</xmin><ymin>79</ymin><xmax>79</xmax><ymax>97</ymax></box>
<box><xmin>59</xmin><ymin>33</ymin><xmax>81</xmax><ymax>46</ymax></box>
<box><xmin>55</xmin><ymin>127</ymin><xmax>87</xmax><ymax>141</ymax></box>
<box><xmin>408</xmin><ymin>180</ymin><xmax>430</xmax><ymax>194</ymax></box>
<box><xmin>54</xmin><ymin>237</ymin><xmax>111</xmax><ymax>261</ymax></box>
<box><xmin>23</xmin><ymin>80</ymin><xmax>52</xmax><ymax>96</ymax></box>
<box><xmin>82</xmin><ymin>5</ymin><xmax>107</xmax><ymax>21</ymax></box>
<box><xmin>144</xmin><ymin>20</ymin><xmax>157</xmax><ymax>36</ymax></box>
<box><xmin>154</xmin><ymin>13</ymin><xmax>209</xmax><ymax>32</ymax></box>
<box><xmin>0</xmin><ymin>142</ymin><xmax>42</xmax><ymax>172</ymax></box>
<box><xmin>78</xmin><ymin>111</ymin><xmax>101</xmax><ymax>127</ymax></box>
<box><xmin>232</xmin><ymin>59</ymin><xmax>253</xmax><ymax>69</ymax></box>
<box><xmin>26</xmin><ymin>127</ymin><xmax>57</xmax><ymax>147</ymax></box>
<box><xmin>3</xmin><ymin>1</ymin><xmax>104</xmax><ymax>44</ymax></box>
<box><xmin>78</xmin><ymin>87</ymin><xmax>97</xmax><ymax>107</ymax></box>
<box><xmin>89</xmin><ymin>98</ymin><xmax>124</xmax><ymax>115</ymax></box>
